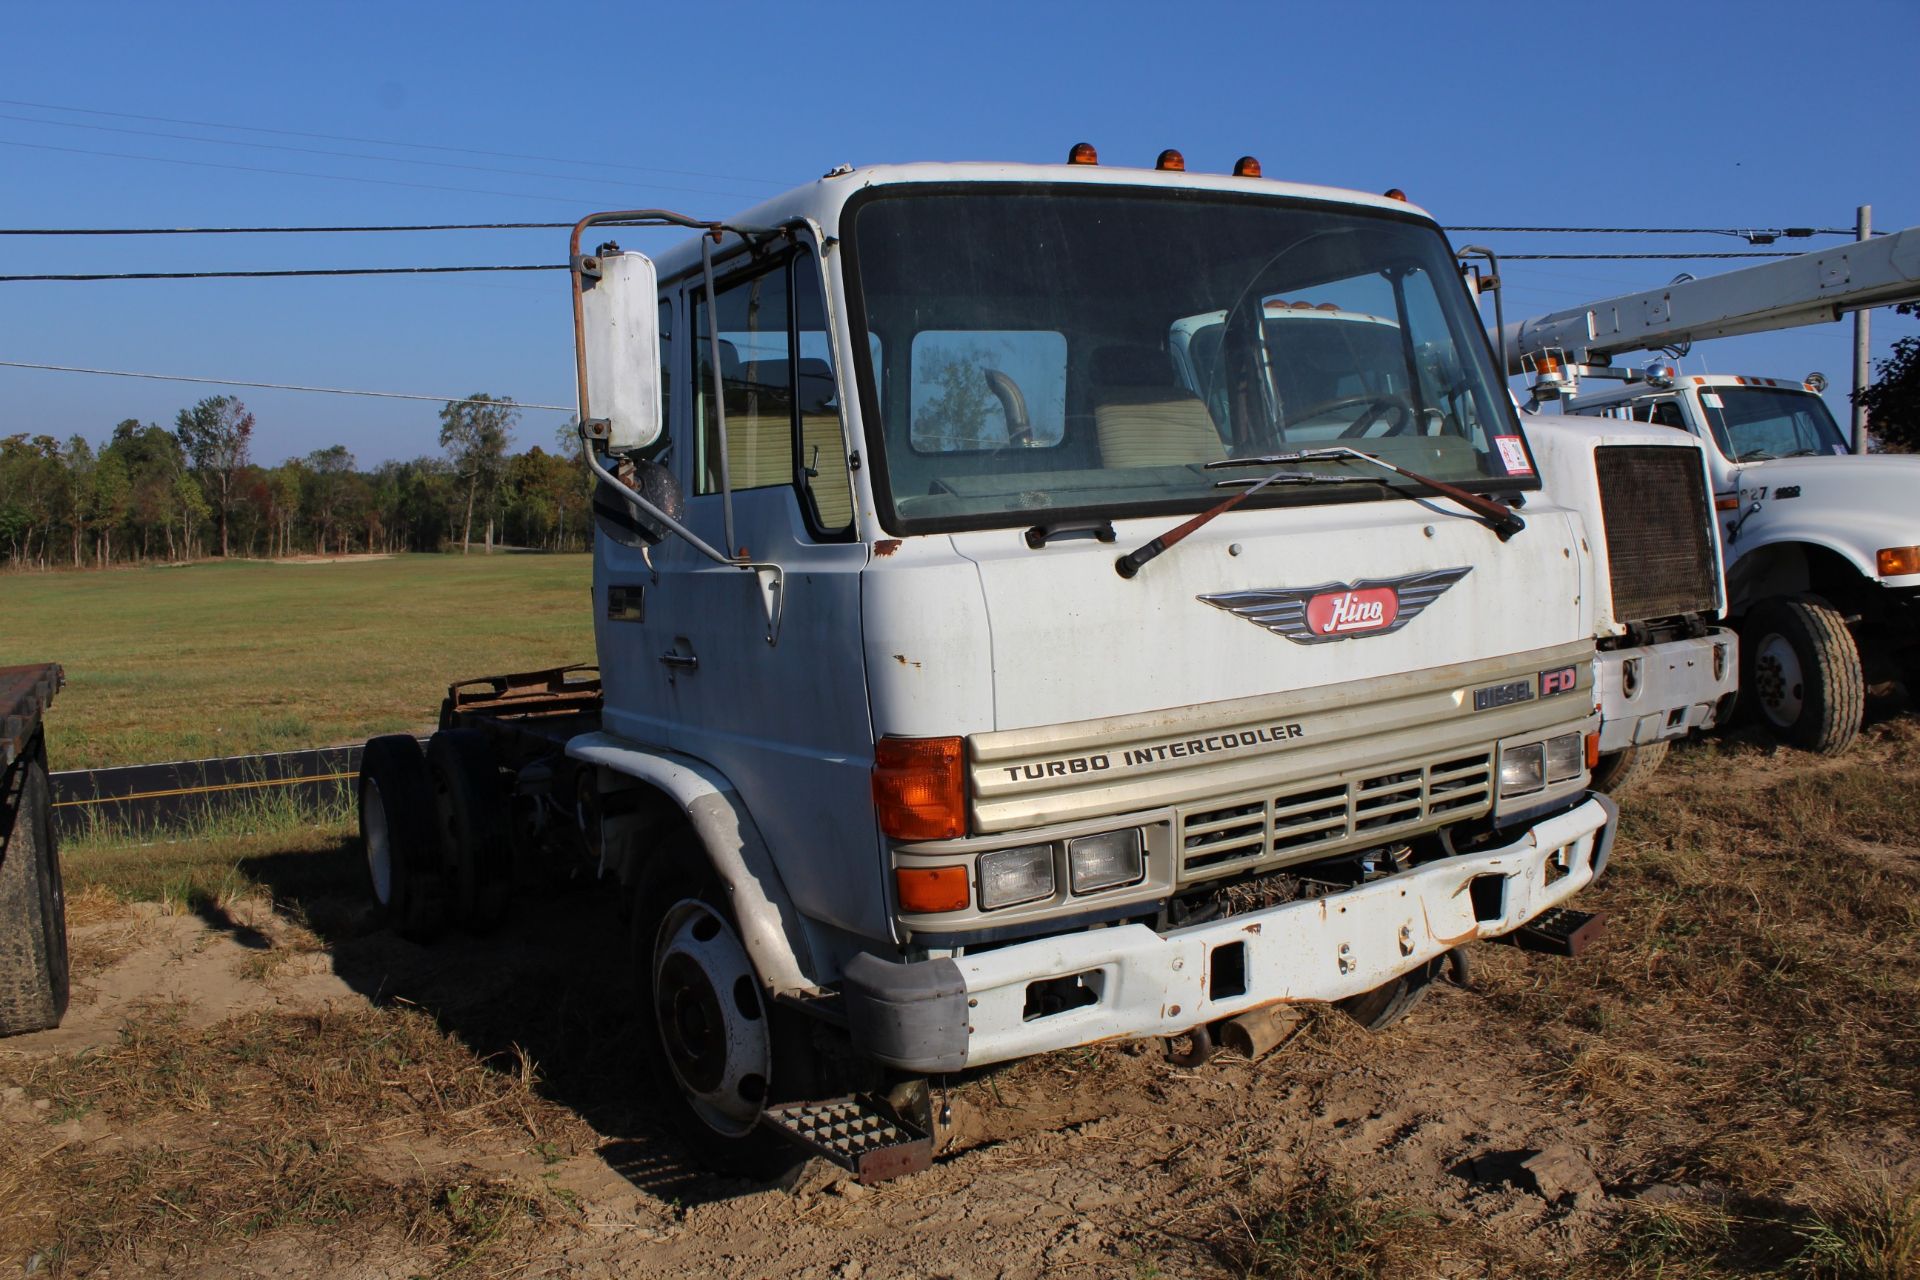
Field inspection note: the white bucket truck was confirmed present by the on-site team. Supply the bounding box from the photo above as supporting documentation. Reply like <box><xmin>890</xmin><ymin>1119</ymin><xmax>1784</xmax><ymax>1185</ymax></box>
<box><xmin>1560</xmin><ymin>368</ymin><xmax>1919</xmax><ymax>752</ymax></box>
<box><xmin>361</xmin><ymin>151</ymin><xmax>1642</xmax><ymax>1181</ymax></box>
<box><xmin>1500</xmin><ymin>225</ymin><xmax>1920</xmax><ymax>753</ymax></box>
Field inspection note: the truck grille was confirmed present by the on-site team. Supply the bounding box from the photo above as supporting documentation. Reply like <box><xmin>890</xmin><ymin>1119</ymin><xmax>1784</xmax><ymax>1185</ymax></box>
<box><xmin>1595</xmin><ymin>445</ymin><xmax>1717</xmax><ymax>623</ymax></box>
<box><xmin>1178</xmin><ymin>752</ymin><xmax>1492</xmax><ymax>879</ymax></box>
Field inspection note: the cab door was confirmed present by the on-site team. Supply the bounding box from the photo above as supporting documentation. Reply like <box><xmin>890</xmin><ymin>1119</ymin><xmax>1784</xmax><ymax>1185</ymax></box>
<box><xmin>653</xmin><ymin>240</ymin><xmax>882</xmax><ymax>940</ymax></box>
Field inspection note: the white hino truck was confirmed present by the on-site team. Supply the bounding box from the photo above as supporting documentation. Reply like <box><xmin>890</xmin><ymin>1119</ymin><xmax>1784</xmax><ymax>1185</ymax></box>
<box><xmin>356</xmin><ymin>151</ymin><xmax>1686</xmax><ymax>1182</ymax></box>
<box><xmin>1501</xmin><ymin>226</ymin><xmax>1920</xmax><ymax>753</ymax></box>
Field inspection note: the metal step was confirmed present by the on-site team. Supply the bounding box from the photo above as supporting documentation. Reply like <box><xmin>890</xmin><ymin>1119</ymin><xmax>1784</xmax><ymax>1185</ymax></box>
<box><xmin>1500</xmin><ymin>907</ymin><xmax>1608</xmax><ymax>957</ymax></box>
<box><xmin>761</xmin><ymin>1094</ymin><xmax>934</xmax><ymax>1184</ymax></box>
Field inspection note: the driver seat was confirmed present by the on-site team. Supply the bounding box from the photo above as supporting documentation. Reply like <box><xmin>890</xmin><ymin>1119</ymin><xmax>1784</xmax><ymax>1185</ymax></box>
<box><xmin>1091</xmin><ymin>345</ymin><xmax>1227</xmax><ymax>468</ymax></box>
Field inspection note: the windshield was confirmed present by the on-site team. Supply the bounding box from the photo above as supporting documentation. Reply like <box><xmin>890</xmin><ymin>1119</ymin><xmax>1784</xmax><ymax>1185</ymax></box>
<box><xmin>844</xmin><ymin>186</ymin><xmax>1528</xmax><ymax>533</ymax></box>
<box><xmin>1697</xmin><ymin>386</ymin><xmax>1850</xmax><ymax>461</ymax></box>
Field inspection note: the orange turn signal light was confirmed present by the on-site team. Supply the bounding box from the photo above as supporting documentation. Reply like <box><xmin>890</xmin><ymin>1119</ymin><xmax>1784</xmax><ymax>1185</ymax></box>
<box><xmin>873</xmin><ymin>736</ymin><xmax>968</xmax><ymax>840</ymax></box>
<box><xmin>1714</xmin><ymin>496</ymin><xmax>1740</xmax><ymax>512</ymax></box>
<box><xmin>1585</xmin><ymin>732</ymin><xmax>1601</xmax><ymax>770</ymax></box>
<box><xmin>1877</xmin><ymin>546</ymin><xmax>1920</xmax><ymax>577</ymax></box>
<box><xmin>896</xmin><ymin>865</ymin><xmax>970</xmax><ymax>914</ymax></box>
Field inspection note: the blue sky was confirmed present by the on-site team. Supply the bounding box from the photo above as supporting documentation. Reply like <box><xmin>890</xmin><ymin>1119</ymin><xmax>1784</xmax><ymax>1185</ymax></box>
<box><xmin>2</xmin><ymin>0</ymin><xmax>1914</xmax><ymax>466</ymax></box>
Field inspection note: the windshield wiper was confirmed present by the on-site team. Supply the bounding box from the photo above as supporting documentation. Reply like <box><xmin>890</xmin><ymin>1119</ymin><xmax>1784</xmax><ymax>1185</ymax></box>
<box><xmin>1209</xmin><ymin>447</ymin><xmax>1526</xmax><ymax>543</ymax></box>
<box><xmin>1737</xmin><ymin>449</ymin><xmax>1777</xmax><ymax>462</ymax></box>
<box><xmin>1114</xmin><ymin>469</ymin><xmax>1380</xmax><ymax>579</ymax></box>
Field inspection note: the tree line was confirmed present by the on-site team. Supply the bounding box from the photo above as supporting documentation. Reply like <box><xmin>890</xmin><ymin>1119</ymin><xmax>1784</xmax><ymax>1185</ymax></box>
<box><xmin>0</xmin><ymin>392</ymin><xmax>594</xmax><ymax>569</ymax></box>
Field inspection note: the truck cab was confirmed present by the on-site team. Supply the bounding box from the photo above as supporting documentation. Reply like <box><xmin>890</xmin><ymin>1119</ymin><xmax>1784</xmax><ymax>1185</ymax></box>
<box><xmin>1564</xmin><ymin>371</ymin><xmax>1920</xmax><ymax>751</ymax></box>
<box><xmin>396</xmin><ymin>158</ymin><xmax>1624</xmax><ymax>1175</ymax></box>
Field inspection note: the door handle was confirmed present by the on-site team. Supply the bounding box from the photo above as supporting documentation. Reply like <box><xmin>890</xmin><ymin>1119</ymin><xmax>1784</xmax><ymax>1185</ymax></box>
<box><xmin>659</xmin><ymin>649</ymin><xmax>699</xmax><ymax>672</ymax></box>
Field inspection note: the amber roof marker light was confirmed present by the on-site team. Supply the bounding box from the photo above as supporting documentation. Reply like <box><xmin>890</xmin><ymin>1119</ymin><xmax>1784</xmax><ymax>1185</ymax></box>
<box><xmin>1155</xmin><ymin>149</ymin><xmax>1185</xmax><ymax>172</ymax></box>
<box><xmin>1232</xmin><ymin>156</ymin><xmax>1262</xmax><ymax>178</ymax></box>
<box><xmin>1067</xmin><ymin>142</ymin><xmax>1099</xmax><ymax>165</ymax></box>
<box><xmin>1383</xmin><ymin>188</ymin><xmax>1409</xmax><ymax>202</ymax></box>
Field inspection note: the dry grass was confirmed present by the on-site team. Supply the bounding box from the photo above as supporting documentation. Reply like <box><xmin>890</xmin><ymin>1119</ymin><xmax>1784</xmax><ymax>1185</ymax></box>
<box><xmin>0</xmin><ymin>1002</ymin><xmax>595</xmax><ymax>1276</ymax></box>
<box><xmin>1473</xmin><ymin>718</ymin><xmax>1920</xmax><ymax>1276</ymax></box>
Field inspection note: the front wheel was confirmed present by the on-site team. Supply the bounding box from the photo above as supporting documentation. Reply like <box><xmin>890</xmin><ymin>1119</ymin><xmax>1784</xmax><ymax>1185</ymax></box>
<box><xmin>631</xmin><ymin>841</ymin><xmax>811</xmax><ymax>1179</ymax></box>
<box><xmin>1740</xmin><ymin>597</ymin><xmax>1864</xmax><ymax>755</ymax></box>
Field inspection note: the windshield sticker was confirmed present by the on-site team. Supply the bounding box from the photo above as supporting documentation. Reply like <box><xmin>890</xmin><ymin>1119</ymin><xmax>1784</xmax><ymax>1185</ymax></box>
<box><xmin>1494</xmin><ymin>436</ymin><xmax>1533</xmax><ymax>474</ymax></box>
<box><xmin>1701</xmin><ymin>393</ymin><xmax>1724</xmax><ymax>407</ymax></box>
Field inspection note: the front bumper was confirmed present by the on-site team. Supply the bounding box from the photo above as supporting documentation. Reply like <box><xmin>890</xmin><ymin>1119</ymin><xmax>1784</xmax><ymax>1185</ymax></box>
<box><xmin>1595</xmin><ymin>631</ymin><xmax>1737</xmax><ymax>754</ymax></box>
<box><xmin>844</xmin><ymin>795</ymin><xmax>1618</xmax><ymax>1072</ymax></box>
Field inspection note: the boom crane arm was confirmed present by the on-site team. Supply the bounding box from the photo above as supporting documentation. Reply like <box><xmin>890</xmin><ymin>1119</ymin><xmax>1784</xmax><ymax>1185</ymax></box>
<box><xmin>1495</xmin><ymin>225</ymin><xmax>1920</xmax><ymax>374</ymax></box>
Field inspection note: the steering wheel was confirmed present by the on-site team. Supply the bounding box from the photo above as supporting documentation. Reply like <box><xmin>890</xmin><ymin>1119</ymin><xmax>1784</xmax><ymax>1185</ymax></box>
<box><xmin>1284</xmin><ymin>393</ymin><xmax>1416</xmax><ymax>439</ymax></box>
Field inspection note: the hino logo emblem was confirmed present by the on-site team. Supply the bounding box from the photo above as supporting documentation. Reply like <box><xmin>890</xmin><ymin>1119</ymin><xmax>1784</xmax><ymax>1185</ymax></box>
<box><xmin>1199</xmin><ymin>567</ymin><xmax>1473</xmax><ymax>645</ymax></box>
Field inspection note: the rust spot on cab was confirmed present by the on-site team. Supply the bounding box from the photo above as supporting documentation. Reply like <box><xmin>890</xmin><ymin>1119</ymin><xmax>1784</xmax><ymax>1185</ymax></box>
<box><xmin>1243</xmin><ymin>922</ymin><xmax>1262</xmax><ymax>934</ymax></box>
<box><xmin>892</xmin><ymin>654</ymin><xmax>922</xmax><ymax>669</ymax></box>
<box><xmin>875</xmin><ymin>538</ymin><xmax>903</xmax><ymax>557</ymax></box>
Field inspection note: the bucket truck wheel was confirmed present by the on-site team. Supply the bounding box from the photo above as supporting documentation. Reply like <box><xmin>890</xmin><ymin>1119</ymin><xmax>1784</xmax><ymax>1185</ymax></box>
<box><xmin>1740</xmin><ymin>598</ymin><xmax>1864</xmax><ymax>755</ymax></box>
<box><xmin>359</xmin><ymin>735</ymin><xmax>446</xmax><ymax>942</ymax></box>
<box><xmin>426</xmin><ymin>730</ymin><xmax>513</xmax><ymax>934</ymax></box>
<box><xmin>631</xmin><ymin>839</ymin><xmax>809</xmax><ymax>1179</ymax></box>
<box><xmin>1337</xmin><ymin>955</ymin><xmax>1444</xmax><ymax>1032</ymax></box>
<box><xmin>1590</xmin><ymin>741</ymin><xmax>1669</xmax><ymax>796</ymax></box>
<box><xmin>0</xmin><ymin>758</ymin><xmax>68</xmax><ymax>1036</ymax></box>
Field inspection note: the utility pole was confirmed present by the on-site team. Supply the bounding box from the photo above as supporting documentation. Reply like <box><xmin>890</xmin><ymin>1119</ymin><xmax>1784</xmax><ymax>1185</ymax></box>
<box><xmin>1853</xmin><ymin>204</ymin><xmax>1872</xmax><ymax>454</ymax></box>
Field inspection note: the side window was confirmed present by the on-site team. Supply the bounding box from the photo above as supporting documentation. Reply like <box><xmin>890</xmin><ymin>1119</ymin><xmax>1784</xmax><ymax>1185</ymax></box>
<box><xmin>695</xmin><ymin>263</ymin><xmax>792</xmax><ymax>495</ymax></box>
<box><xmin>909</xmin><ymin>330</ymin><xmax>1067</xmax><ymax>452</ymax></box>
<box><xmin>793</xmin><ymin>250</ymin><xmax>854</xmax><ymax>535</ymax></box>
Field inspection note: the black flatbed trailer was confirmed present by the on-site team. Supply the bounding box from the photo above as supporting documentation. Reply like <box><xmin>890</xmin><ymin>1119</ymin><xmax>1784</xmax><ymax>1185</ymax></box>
<box><xmin>1</xmin><ymin>662</ymin><xmax>67</xmax><ymax>1036</ymax></box>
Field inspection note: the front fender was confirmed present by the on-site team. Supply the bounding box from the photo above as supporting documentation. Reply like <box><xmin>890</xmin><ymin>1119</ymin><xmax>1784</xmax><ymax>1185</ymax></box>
<box><xmin>565</xmin><ymin>731</ymin><xmax>822</xmax><ymax>996</ymax></box>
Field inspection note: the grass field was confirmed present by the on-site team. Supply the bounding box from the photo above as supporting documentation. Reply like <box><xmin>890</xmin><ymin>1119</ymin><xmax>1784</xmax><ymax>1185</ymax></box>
<box><xmin>0</xmin><ymin>553</ymin><xmax>593</xmax><ymax>770</ymax></box>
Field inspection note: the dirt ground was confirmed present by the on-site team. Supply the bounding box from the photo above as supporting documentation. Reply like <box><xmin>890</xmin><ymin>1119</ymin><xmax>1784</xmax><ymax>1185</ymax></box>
<box><xmin>4</xmin><ymin>724</ymin><xmax>1917</xmax><ymax>1278</ymax></box>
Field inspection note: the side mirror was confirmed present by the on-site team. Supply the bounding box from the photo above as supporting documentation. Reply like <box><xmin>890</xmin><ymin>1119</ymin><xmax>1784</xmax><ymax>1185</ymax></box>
<box><xmin>578</xmin><ymin>249</ymin><xmax>662</xmax><ymax>453</ymax></box>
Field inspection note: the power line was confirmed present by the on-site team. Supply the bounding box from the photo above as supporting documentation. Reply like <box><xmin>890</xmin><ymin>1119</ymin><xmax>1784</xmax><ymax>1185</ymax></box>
<box><xmin>0</xmin><ymin>110</ymin><xmax>775</xmax><ymax>201</ymax></box>
<box><xmin>0</xmin><ymin>264</ymin><xmax>564</xmax><ymax>282</ymax></box>
<box><xmin>1452</xmin><ymin>224</ymin><xmax>1850</xmax><ymax>237</ymax></box>
<box><xmin>0</xmin><ymin>359</ymin><xmax>573</xmax><ymax>411</ymax></box>
<box><xmin>0</xmin><ymin>138</ymin><xmax>739</xmax><ymax>208</ymax></box>
<box><xmin>1495</xmin><ymin>251</ymin><xmax>1801</xmax><ymax>260</ymax></box>
<box><xmin>0</xmin><ymin>221</ymin><xmax>578</xmax><ymax>236</ymax></box>
<box><xmin>0</xmin><ymin>96</ymin><xmax>791</xmax><ymax>189</ymax></box>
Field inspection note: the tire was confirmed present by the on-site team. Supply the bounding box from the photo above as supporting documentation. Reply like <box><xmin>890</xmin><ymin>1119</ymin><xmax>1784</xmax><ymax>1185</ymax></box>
<box><xmin>1740</xmin><ymin>597</ymin><xmax>1864</xmax><ymax>755</ymax></box>
<box><xmin>426</xmin><ymin>730</ymin><xmax>512</xmax><ymax>934</ymax></box>
<box><xmin>358</xmin><ymin>735</ymin><xmax>447</xmax><ymax>941</ymax></box>
<box><xmin>1337</xmin><ymin>956</ymin><xmax>1442</xmax><ymax>1032</ymax></box>
<box><xmin>1590</xmin><ymin>741</ymin><xmax>1670</xmax><ymax>796</ymax></box>
<box><xmin>0</xmin><ymin>759</ymin><xmax>68</xmax><ymax>1035</ymax></box>
<box><xmin>631</xmin><ymin>836</ymin><xmax>811</xmax><ymax>1180</ymax></box>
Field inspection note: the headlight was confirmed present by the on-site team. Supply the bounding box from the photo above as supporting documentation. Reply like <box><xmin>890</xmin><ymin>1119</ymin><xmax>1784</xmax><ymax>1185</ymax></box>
<box><xmin>1544</xmin><ymin>733</ymin><xmax>1584</xmax><ymax>783</ymax></box>
<box><xmin>1068</xmin><ymin>830</ymin><xmax>1144</xmax><ymax>894</ymax></box>
<box><xmin>1499</xmin><ymin>743</ymin><xmax>1545</xmax><ymax>798</ymax></box>
<box><xmin>978</xmin><ymin>844</ymin><xmax>1054</xmax><ymax>910</ymax></box>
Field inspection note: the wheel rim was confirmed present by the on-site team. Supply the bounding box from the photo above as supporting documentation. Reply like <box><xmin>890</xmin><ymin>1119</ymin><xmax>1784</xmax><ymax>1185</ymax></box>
<box><xmin>1753</xmin><ymin>632</ymin><xmax>1806</xmax><ymax>728</ymax></box>
<box><xmin>362</xmin><ymin>778</ymin><xmax>394</xmax><ymax>906</ymax></box>
<box><xmin>652</xmin><ymin>899</ymin><xmax>771</xmax><ymax>1137</ymax></box>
